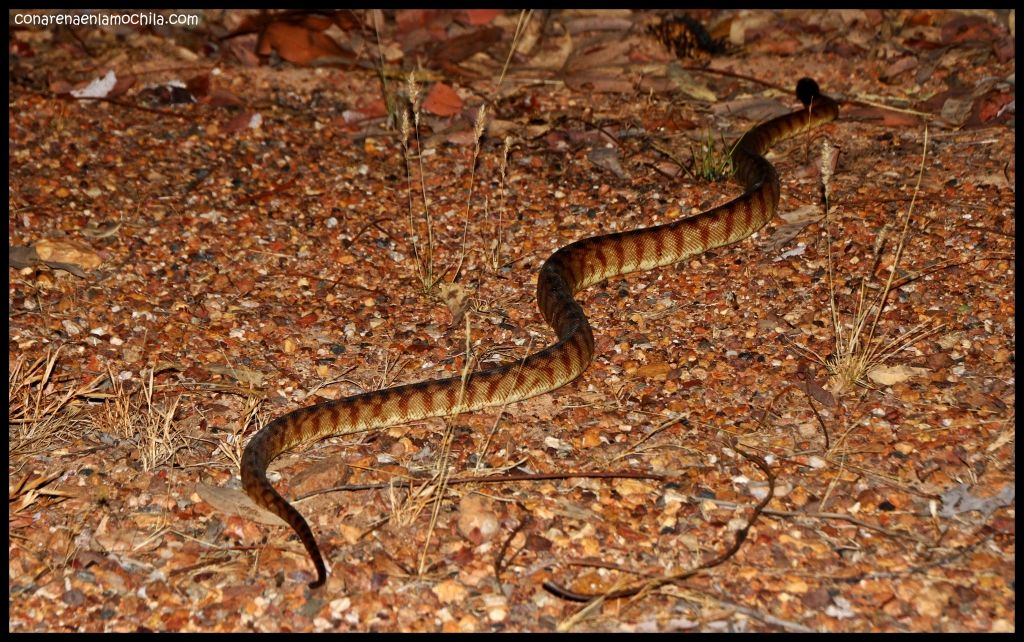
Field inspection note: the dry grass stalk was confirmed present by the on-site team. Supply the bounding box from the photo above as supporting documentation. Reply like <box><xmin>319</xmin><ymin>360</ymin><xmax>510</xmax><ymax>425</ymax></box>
<box><xmin>102</xmin><ymin>367</ymin><xmax>188</xmax><ymax>471</ymax></box>
<box><xmin>368</xmin><ymin>10</ymin><xmax>401</xmax><ymax>129</ymax></box>
<box><xmin>217</xmin><ymin>394</ymin><xmax>266</xmax><ymax>471</ymax></box>
<box><xmin>399</xmin><ymin>73</ymin><xmax>440</xmax><ymax>292</ymax></box>
<box><xmin>9</xmin><ymin>348</ymin><xmax>105</xmax><ymax>460</ymax></box>
<box><xmin>819</xmin><ymin>125</ymin><xmax>943</xmax><ymax>394</ymax></box>
<box><xmin>417</xmin><ymin>419</ymin><xmax>458</xmax><ymax>576</ymax></box>
<box><xmin>488</xmin><ymin>135</ymin><xmax>514</xmax><ymax>271</ymax></box>
<box><xmin>9</xmin><ymin>471</ymin><xmax>75</xmax><ymax>514</ymax></box>
<box><xmin>398</xmin><ymin>10</ymin><xmax>532</xmax><ymax>292</ymax></box>
<box><xmin>417</xmin><ymin>311</ymin><xmax>479</xmax><ymax>574</ymax></box>
<box><xmin>481</xmin><ymin>11</ymin><xmax>531</xmax><ymax>273</ymax></box>
<box><xmin>386</xmin><ymin>10</ymin><xmax>539</xmax><ymax>573</ymax></box>
<box><xmin>386</xmin><ymin>475</ymin><xmax>435</xmax><ymax>532</ymax></box>
<box><xmin>451</xmin><ymin>104</ymin><xmax>490</xmax><ymax>283</ymax></box>
<box><xmin>496</xmin><ymin>10</ymin><xmax>534</xmax><ymax>89</ymax></box>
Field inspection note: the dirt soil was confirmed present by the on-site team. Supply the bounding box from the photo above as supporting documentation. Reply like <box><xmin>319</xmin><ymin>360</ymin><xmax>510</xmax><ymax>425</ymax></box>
<box><xmin>8</xmin><ymin>9</ymin><xmax>1015</xmax><ymax>632</ymax></box>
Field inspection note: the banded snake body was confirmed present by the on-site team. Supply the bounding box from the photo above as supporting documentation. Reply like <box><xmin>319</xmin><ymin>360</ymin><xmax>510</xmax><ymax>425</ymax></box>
<box><xmin>241</xmin><ymin>78</ymin><xmax>840</xmax><ymax>588</ymax></box>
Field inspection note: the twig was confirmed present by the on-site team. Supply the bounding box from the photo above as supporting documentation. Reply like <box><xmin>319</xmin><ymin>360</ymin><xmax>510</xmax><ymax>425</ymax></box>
<box><xmin>761</xmin><ymin>506</ymin><xmax>924</xmax><ymax>543</ymax></box>
<box><xmin>661</xmin><ymin>587</ymin><xmax>818</xmax><ymax>633</ymax></box>
<box><xmin>543</xmin><ymin>446</ymin><xmax>775</xmax><ymax>602</ymax></box>
<box><xmin>493</xmin><ymin>506</ymin><xmax>531</xmax><ymax>585</ymax></box>
<box><xmin>829</xmin><ymin>532</ymin><xmax>993</xmax><ymax>583</ymax></box>
<box><xmin>610</xmin><ymin>413</ymin><xmax>686</xmax><ymax>463</ymax></box>
<box><xmin>66</xmin><ymin>93</ymin><xmax>201</xmax><ymax>120</ymax></box>
<box><xmin>301</xmin><ymin>469</ymin><xmax>667</xmax><ymax>500</ymax></box>
<box><xmin>798</xmin><ymin>373</ymin><xmax>830</xmax><ymax>450</ymax></box>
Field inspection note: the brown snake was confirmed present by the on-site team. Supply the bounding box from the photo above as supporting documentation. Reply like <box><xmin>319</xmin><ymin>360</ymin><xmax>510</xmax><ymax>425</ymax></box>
<box><xmin>242</xmin><ymin>78</ymin><xmax>839</xmax><ymax>588</ymax></box>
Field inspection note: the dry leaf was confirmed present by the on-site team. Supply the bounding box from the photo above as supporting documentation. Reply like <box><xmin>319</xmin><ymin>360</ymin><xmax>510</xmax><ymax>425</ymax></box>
<box><xmin>260</xmin><ymin>20</ymin><xmax>351</xmax><ymax>65</ymax></box>
<box><xmin>80</xmin><ymin>220</ymin><xmax>122</xmax><ymax>239</ymax></box>
<box><xmin>70</xmin><ymin>70</ymin><xmax>117</xmax><ymax>99</ymax></box>
<box><xmin>634</xmin><ymin>362</ymin><xmax>671</xmax><ymax>380</ymax></box>
<box><xmin>564</xmin><ymin>39</ymin><xmax>631</xmax><ymax>72</ymax></box>
<box><xmin>422</xmin><ymin>82</ymin><xmax>464</xmax><ymax>117</ymax></box>
<box><xmin>432</xmin><ymin>578</ymin><xmax>468</xmax><ymax>603</ymax></box>
<box><xmin>771</xmin><ymin>205</ymin><xmax>822</xmax><ymax>247</ymax></box>
<box><xmin>667</xmin><ymin>63</ymin><xmax>717</xmax><ymax>102</ymax></box>
<box><xmin>436</xmin><ymin>281</ymin><xmax>472</xmax><ymax>325</ymax></box>
<box><xmin>587</xmin><ymin>146</ymin><xmax>629</xmax><ymax>179</ymax></box>
<box><xmin>206</xmin><ymin>364</ymin><xmax>265</xmax><ymax>386</ymax></box>
<box><xmin>8</xmin><ymin>245</ymin><xmax>39</xmax><ymax>268</ymax></box>
<box><xmin>866</xmin><ymin>364</ymin><xmax>930</xmax><ymax>385</ymax></box>
<box><xmin>457</xmin><ymin>494</ymin><xmax>499</xmax><ymax>544</ymax></box>
<box><xmin>194</xmin><ymin>482</ymin><xmax>288</xmax><ymax>527</ymax></box>
<box><xmin>34</xmin><ymin>238</ymin><xmax>102</xmax><ymax>269</ymax></box>
<box><xmin>528</xmin><ymin>27</ymin><xmax>573</xmax><ymax>69</ymax></box>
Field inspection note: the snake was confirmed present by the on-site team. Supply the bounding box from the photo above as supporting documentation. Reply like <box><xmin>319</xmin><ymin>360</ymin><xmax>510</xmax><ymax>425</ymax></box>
<box><xmin>241</xmin><ymin>78</ymin><xmax>839</xmax><ymax>588</ymax></box>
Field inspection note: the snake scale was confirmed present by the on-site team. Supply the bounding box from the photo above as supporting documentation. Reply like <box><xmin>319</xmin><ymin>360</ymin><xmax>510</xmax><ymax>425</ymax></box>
<box><xmin>241</xmin><ymin>78</ymin><xmax>839</xmax><ymax>588</ymax></box>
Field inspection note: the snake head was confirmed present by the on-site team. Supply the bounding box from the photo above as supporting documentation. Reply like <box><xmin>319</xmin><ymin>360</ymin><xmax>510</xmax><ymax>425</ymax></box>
<box><xmin>796</xmin><ymin>78</ymin><xmax>822</xmax><ymax>107</ymax></box>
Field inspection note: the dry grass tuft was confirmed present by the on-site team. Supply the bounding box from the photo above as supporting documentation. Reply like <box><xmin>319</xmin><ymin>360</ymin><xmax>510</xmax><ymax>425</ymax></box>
<box><xmin>216</xmin><ymin>394</ymin><xmax>266</xmax><ymax>471</ymax></box>
<box><xmin>98</xmin><ymin>367</ymin><xmax>190</xmax><ymax>471</ymax></box>
<box><xmin>9</xmin><ymin>348</ymin><xmax>105</xmax><ymax>460</ymax></box>
<box><xmin>10</xmin><ymin>347</ymin><xmax>200</xmax><ymax>475</ymax></box>
<box><xmin>818</xmin><ymin>125</ymin><xmax>943</xmax><ymax>394</ymax></box>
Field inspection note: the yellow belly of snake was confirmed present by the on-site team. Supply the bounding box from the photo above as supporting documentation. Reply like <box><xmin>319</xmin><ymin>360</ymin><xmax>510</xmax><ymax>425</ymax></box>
<box><xmin>241</xmin><ymin>78</ymin><xmax>839</xmax><ymax>588</ymax></box>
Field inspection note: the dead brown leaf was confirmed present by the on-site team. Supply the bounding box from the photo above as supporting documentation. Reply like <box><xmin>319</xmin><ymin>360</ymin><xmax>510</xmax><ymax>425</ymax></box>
<box><xmin>33</xmin><ymin>238</ymin><xmax>102</xmax><ymax>272</ymax></box>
